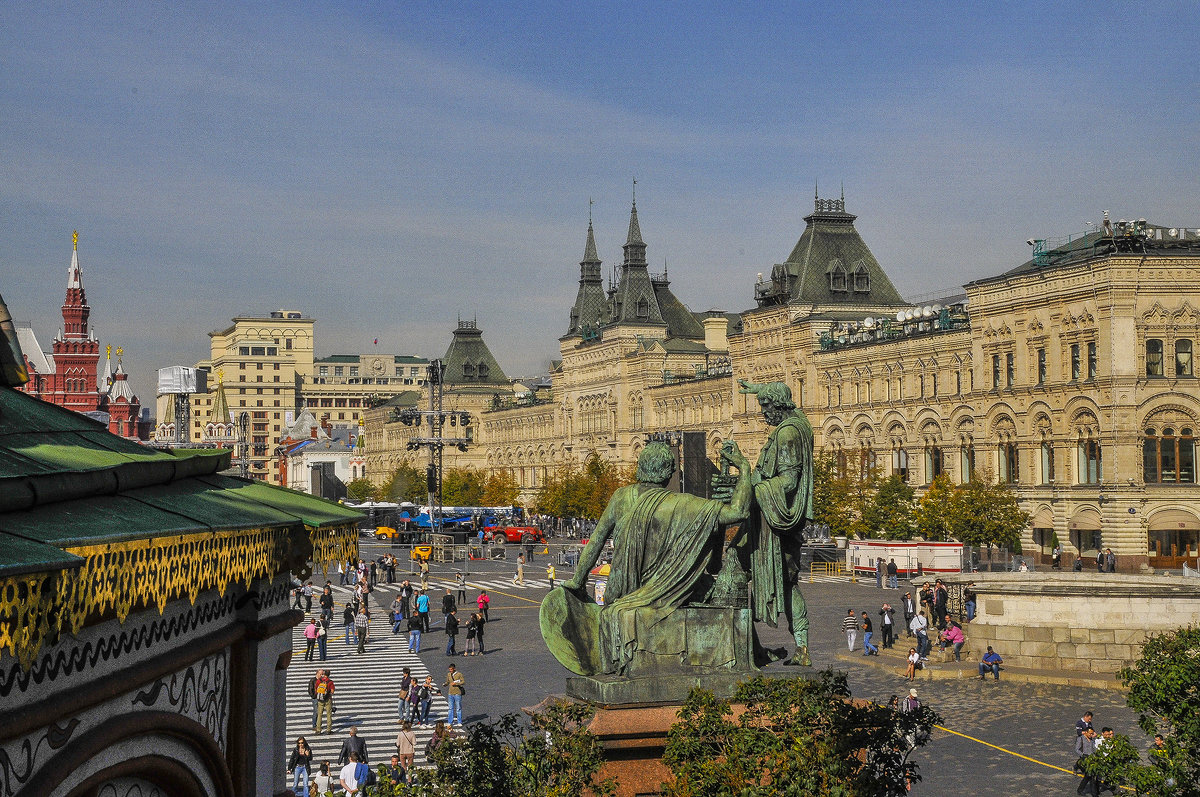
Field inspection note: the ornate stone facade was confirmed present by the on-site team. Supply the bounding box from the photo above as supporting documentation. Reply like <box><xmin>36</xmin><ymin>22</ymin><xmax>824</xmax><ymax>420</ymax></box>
<box><xmin>365</xmin><ymin>199</ymin><xmax>1200</xmax><ymax>571</ymax></box>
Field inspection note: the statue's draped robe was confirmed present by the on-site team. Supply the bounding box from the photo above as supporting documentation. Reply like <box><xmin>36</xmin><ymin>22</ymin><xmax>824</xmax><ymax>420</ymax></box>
<box><xmin>600</xmin><ymin>484</ymin><xmax>724</xmax><ymax>674</ymax></box>
<box><xmin>749</xmin><ymin>413</ymin><xmax>814</xmax><ymax>626</ymax></box>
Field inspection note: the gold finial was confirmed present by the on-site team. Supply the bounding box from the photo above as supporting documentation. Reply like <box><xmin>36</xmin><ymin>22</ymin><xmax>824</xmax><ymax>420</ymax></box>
<box><xmin>72</xmin><ymin>230</ymin><xmax>78</xmax><ymax>251</ymax></box>
<box><xmin>217</xmin><ymin>368</ymin><xmax>225</xmax><ymax>383</ymax></box>
<box><xmin>115</xmin><ymin>346</ymin><xmax>123</xmax><ymax>363</ymax></box>
<box><xmin>106</xmin><ymin>344</ymin><xmax>112</xmax><ymax>358</ymax></box>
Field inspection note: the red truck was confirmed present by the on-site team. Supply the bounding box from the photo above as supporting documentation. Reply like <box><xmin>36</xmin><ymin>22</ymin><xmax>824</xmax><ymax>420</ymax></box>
<box><xmin>483</xmin><ymin>523</ymin><xmax>545</xmax><ymax>545</ymax></box>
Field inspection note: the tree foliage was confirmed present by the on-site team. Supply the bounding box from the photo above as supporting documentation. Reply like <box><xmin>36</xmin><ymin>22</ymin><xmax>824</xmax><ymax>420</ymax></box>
<box><xmin>381</xmin><ymin>462</ymin><xmax>428</xmax><ymax>503</ymax></box>
<box><xmin>913</xmin><ymin>475</ymin><xmax>956</xmax><ymax>541</ymax></box>
<box><xmin>361</xmin><ymin>701</ymin><xmax>615</xmax><ymax>797</ymax></box>
<box><xmin>661</xmin><ymin>671</ymin><xmax>940</xmax><ymax>797</ymax></box>
<box><xmin>944</xmin><ymin>478</ymin><xmax>1029</xmax><ymax>551</ymax></box>
<box><xmin>862</xmin><ymin>475</ymin><xmax>915</xmax><ymax>540</ymax></box>
<box><xmin>442</xmin><ymin>467</ymin><xmax>485</xmax><ymax>506</ymax></box>
<box><xmin>482</xmin><ymin>469</ymin><xmax>521</xmax><ymax>507</ymax></box>
<box><xmin>535</xmin><ymin>454</ymin><xmax>631</xmax><ymax>520</ymax></box>
<box><xmin>1082</xmin><ymin>626</ymin><xmax>1200</xmax><ymax>796</ymax></box>
<box><xmin>813</xmin><ymin>453</ymin><xmax>859</xmax><ymax>538</ymax></box>
<box><xmin>345</xmin><ymin>477</ymin><xmax>380</xmax><ymax>501</ymax></box>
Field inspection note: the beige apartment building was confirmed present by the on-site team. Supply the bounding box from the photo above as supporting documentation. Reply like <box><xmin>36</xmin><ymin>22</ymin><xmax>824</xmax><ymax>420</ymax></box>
<box><xmin>162</xmin><ymin>310</ymin><xmax>427</xmax><ymax>483</ymax></box>
<box><xmin>364</xmin><ymin>197</ymin><xmax>1200</xmax><ymax>571</ymax></box>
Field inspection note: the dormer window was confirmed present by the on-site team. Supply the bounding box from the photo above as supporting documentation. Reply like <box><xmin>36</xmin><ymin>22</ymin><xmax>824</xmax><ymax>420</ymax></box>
<box><xmin>827</xmin><ymin>259</ymin><xmax>847</xmax><ymax>292</ymax></box>
<box><xmin>477</xmin><ymin>362</ymin><xmax>489</xmax><ymax>379</ymax></box>
<box><xmin>463</xmin><ymin>362</ymin><xmax>476</xmax><ymax>379</ymax></box>
<box><xmin>636</xmin><ymin>298</ymin><xmax>649</xmax><ymax>318</ymax></box>
<box><xmin>852</xmin><ymin>261</ymin><xmax>870</xmax><ymax>292</ymax></box>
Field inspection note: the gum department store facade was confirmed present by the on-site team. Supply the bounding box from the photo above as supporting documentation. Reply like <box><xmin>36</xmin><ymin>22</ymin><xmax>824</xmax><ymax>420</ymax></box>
<box><xmin>365</xmin><ymin>195</ymin><xmax>1200</xmax><ymax>572</ymax></box>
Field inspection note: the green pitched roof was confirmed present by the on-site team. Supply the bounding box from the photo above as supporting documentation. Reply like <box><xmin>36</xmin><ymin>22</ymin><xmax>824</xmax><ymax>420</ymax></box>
<box><xmin>775</xmin><ymin>197</ymin><xmax>905</xmax><ymax>307</ymax></box>
<box><xmin>441</xmin><ymin>321</ymin><xmax>509</xmax><ymax>386</ymax></box>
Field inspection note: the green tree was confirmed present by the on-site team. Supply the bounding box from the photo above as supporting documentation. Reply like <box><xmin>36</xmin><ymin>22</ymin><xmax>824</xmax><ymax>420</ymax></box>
<box><xmin>914</xmin><ymin>475</ymin><xmax>957</xmax><ymax>541</ymax></box>
<box><xmin>662</xmin><ymin>671</ymin><xmax>939</xmax><ymax>796</ymax></box>
<box><xmin>1082</xmin><ymin>626</ymin><xmax>1200</xmax><ymax>796</ymax></box>
<box><xmin>442</xmin><ymin>467</ymin><xmax>485</xmax><ymax>506</ymax></box>
<box><xmin>345</xmin><ymin>477</ymin><xmax>380</xmax><ymax>501</ymax></box>
<box><xmin>381</xmin><ymin>462</ymin><xmax>427</xmax><ymax>503</ymax></box>
<box><xmin>534</xmin><ymin>457</ymin><xmax>632</xmax><ymax>520</ymax></box>
<box><xmin>813</xmin><ymin>452</ymin><xmax>856</xmax><ymax>538</ymax></box>
<box><xmin>407</xmin><ymin>701</ymin><xmax>615</xmax><ymax>797</ymax></box>
<box><xmin>947</xmin><ymin>478</ymin><xmax>1029</xmax><ymax>550</ymax></box>
<box><xmin>861</xmin><ymin>475</ymin><xmax>916</xmax><ymax>539</ymax></box>
<box><xmin>482</xmin><ymin>468</ymin><xmax>521</xmax><ymax>507</ymax></box>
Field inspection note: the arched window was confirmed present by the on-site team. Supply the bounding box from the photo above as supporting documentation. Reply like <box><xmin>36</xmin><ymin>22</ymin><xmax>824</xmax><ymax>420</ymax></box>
<box><xmin>924</xmin><ymin>446</ymin><xmax>944</xmax><ymax>482</ymax></box>
<box><xmin>1147</xmin><ymin>339</ymin><xmax>1164</xmax><ymax>376</ymax></box>
<box><xmin>1078</xmin><ymin>439</ymin><xmax>1102</xmax><ymax>484</ymax></box>
<box><xmin>1176</xmin><ymin>340</ymin><xmax>1193</xmax><ymax>377</ymax></box>
<box><xmin>960</xmin><ymin>442</ymin><xmax>975</xmax><ymax>480</ymax></box>
<box><xmin>1144</xmin><ymin>427</ymin><xmax>1196</xmax><ymax>484</ymax></box>
<box><xmin>1040</xmin><ymin>439</ymin><xmax>1055</xmax><ymax>484</ymax></box>
<box><xmin>852</xmin><ymin>261</ymin><xmax>870</xmax><ymax>292</ymax></box>
<box><xmin>827</xmin><ymin>259</ymin><xmax>847</xmax><ymax>292</ymax></box>
<box><xmin>999</xmin><ymin>442</ymin><xmax>1018</xmax><ymax>483</ymax></box>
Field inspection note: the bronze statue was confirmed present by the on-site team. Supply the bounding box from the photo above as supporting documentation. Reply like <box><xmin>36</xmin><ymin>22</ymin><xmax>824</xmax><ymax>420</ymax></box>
<box><xmin>737</xmin><ymin>378</ymin><xmax>815</xmax><ymax>666</ymax></box>
<box><xmin>540</xmin><ymin>441</ymin><xmax>752</xmax><ymax>677</ymax></box>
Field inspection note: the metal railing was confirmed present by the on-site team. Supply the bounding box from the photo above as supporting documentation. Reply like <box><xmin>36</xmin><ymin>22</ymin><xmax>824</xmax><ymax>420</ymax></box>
<box><xmin>809</xmin><ymin>562</ymin><xmax>847</xmax><ymax>581</ymax></box>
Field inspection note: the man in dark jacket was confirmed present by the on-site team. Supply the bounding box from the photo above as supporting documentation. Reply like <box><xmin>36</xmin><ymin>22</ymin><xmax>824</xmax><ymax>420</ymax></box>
<box><xmin>338</xmin><ymin>726</ymin><xmax>368</xmax><ymax>765</ymax></box>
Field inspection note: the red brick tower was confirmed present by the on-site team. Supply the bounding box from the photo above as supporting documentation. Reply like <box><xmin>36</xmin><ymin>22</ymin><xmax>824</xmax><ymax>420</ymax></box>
<box><xmin>50</xmin><ymin>231</ymin><xmax>101</xmax><ymax>412</ymax></box>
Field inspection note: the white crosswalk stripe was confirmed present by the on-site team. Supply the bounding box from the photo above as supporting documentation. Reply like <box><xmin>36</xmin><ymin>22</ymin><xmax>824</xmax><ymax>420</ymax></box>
<box><xmin>285</xmin><ymin>585</ymin><xmax>464</xmax><ymax>778</ymax></box>
<box><xmin>367</xmin><ymin>576</ymin><xmax>552</xmax><ymax>594</ymax></box>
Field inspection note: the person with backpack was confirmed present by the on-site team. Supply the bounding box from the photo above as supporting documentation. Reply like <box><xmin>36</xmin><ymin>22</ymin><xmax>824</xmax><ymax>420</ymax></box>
<box><xmin>312</xmin><ymin>670</ymin><xmax>335</xmax><ymax>734</ymax></box>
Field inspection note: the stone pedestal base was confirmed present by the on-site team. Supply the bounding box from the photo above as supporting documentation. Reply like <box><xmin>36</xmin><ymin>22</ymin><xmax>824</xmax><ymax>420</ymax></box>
<box><xmin>566</xmin><ymin>670</ymin><xmax>753</xmax><ymax>704</ymax></box>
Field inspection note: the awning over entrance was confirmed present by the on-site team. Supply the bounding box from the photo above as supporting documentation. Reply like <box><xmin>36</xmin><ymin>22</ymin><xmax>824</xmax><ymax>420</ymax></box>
<box><xmin>1147</xmin><ymin>509</ymin><xmax>1200</xmax><ymax>530</ymax></box>
<box><xmin>1031</xmin><ymin>507</ymin><xmax>1054</xmax><ymax>528</ymax></box>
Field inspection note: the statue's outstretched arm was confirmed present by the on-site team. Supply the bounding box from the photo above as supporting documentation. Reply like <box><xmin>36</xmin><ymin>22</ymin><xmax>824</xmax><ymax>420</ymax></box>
<box><xmin>737</xmin><ymin>378</ymin><xmax>762</xmax><ymax>395</ymax></box>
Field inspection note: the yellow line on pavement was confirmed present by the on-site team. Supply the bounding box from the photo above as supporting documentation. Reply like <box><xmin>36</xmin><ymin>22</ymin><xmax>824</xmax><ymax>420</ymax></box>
<box><xmin>465</xmin><ymin>582</ymin><xmax>543</xmax><ymax>605</ymax></box>
<box><xmin>934</xmin><ymin>724</ymin><xmax>1134</xmax><ymax>791</ymax></box>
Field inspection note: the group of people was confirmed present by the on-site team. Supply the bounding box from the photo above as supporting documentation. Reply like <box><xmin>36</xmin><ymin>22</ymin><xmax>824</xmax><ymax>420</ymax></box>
<box><xmin>293</xmin><ymin>662</ymin><xmax>469</xmax><ymax>794</ymax></box>
<box><xmin>1073</xmin><ymin>711</ymin><xmax>1120</xmax><ymax>796</ymax></box>
<box><xmin>387</xmin><ymin>581</ymin><xmax>491</xmax><ymax>657</ymax></box>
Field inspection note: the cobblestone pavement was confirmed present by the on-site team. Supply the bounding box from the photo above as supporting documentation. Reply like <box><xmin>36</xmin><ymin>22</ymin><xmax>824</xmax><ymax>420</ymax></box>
<box><xmin>325</xmin><ymin>542</ymin><xmax>1144</xmax><ymax>796</ymax></box>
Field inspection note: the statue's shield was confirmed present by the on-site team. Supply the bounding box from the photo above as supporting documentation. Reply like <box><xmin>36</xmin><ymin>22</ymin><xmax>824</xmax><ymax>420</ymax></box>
<box><xmin>539</xmin><ymin>585</ymin><xmax>602</xmax><ymax>676</ymax></box>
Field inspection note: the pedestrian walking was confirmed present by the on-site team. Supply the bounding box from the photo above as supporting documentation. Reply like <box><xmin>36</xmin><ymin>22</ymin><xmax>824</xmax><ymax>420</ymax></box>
<box><xmin>288</xmin><ymin>736</ymin><xmax>313</xmax><ymax>797</ymax></box>
<box><xmin>343</xmin><ymin>603</ymin><xmax>356</xmax><ymax>646</ymax></box>
<box><xmin>416</xmin><ymin>589</ymin><xmax>430</xmax><ymax>632</ymax></box>
<box><xmin>418</xmin><ymin>675</ymin><xmax>437</xmax><ymax>725</ymax></box>
<box><xmin>396</xmin><ymin>721</ymin><xmax>416</xmax><ymax>773</ymax></box>
<box><xmin>303</xmin><ymin>617</ymin><xmax>318</xmax><ymax>661</ymax></box>
<box><xmin>441</xmin><ymin>588</ymin><xmax>456</xmax><ymax>628</ymax></box>
<box><xmin>887</xmin><ymin>558</ymin><xmax>899</xmax><ymax>589</ymax></box>
<box><xmin>475</xmin><ymin>611</ymin><xmax>485</xmax><ymax>655</ymax></box>
<box><xmin>407</xmin><ymin>612</ymin><xmax>423</xmax><ymax>653</ymax></box>
<box><xmin>455</xmin><ymin>571</ymin><xmax>467</xmax><ymax>604</ymax></box>
<box><xmin>444</xmin><ymin>609</ymin><xmax>459</xmax><ymax>656</ymax></box>
<box><xmin>861</xmin><ymin>611</ymin><xmax>878</xmax><ymax>656</ymax></box>
<box><xmin>464</xmin><ymin>612</ymin><xmax>479</xmax><ymax>656</ymax></box>
<box><xmin>303</xmin><ymin>581</ymin><xmax>315</xmax><ymax>612</ymax></box>
<box><xmin>320</xmin><ymin>585</ymin><xmax>334</xmax><ymax>623</ymax></box>
<box><xmin>842</xmin><ymin>608</ymin><xmax>858</xmax><ymax>652</ymax></box>
<box><xmin>547</xmin><ymin>563</ymin><xmax>556</xmax><ymax>589</ymax></box>
<box><xmin>875</xmin><ymin>557</ymin><xmax>884</xmax><ymax>588</ymax></box>
<box><xmin>317</xmin><ymin>616</ymin><xmax>328</xmax><ymax>661</ymax></box>
<box><xmin>444</xmin><ymin>664</ymin><xmax>465</xmax><ymax>726</ymax></box>
<box><xmin>337</xmin><ymin>726</ymin><xmax>369</xmax><ymax>766</ymax></box>
<box><xmin>513</xmin><ymin>553</ymin><xmax>525</xmax><ymax>585</ymax></box>
<box><xmin>354</xmin><ymin>608</ymin><xmax>369</xmax><ymax>654</ymax></box>
<box><xmin>420</xmin><ymin>559</ymin><xmax>430</xmax><ymax>590</ymax></box>
<box><xmin>902</xmin><ymin>592</ymin><xmax>916</xmax><ymax>637</ymax></box>
<box><xmin>312</xmin><ymin>670</ymin><xmax>335</xmax><ymax>734</ymax></box>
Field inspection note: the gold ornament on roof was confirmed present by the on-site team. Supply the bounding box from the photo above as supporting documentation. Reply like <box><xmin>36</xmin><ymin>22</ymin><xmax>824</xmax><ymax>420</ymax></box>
<box><xmin>106</xmin><ymin>344</ymin><xmax>112</xmax><ymax>358</ymax></box>
<box><xmin>72</xmin><ymin>230</ymin><xmax>78</xmax><ymax>250</ymax></box>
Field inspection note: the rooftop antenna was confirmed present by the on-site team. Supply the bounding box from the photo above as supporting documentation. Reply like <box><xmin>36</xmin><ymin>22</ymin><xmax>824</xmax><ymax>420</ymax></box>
<box><xmin>588</xmin><ymin>197</ymin><xmax>593</xmax><ymax>225</ymax></box>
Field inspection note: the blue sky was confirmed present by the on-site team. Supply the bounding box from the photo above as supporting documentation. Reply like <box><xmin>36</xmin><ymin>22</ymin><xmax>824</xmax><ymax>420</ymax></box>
<box><xmin>2</xmin><ymin>2</ymin><xmax>1197</xmax><ymax>401</ymax></box>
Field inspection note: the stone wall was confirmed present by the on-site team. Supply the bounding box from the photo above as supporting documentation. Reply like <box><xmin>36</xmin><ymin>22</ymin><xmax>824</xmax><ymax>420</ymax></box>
<box><xmin>940</xmin><ymin>574</ymin><xmax>1200</xmax><ymax>674</ymax></box>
